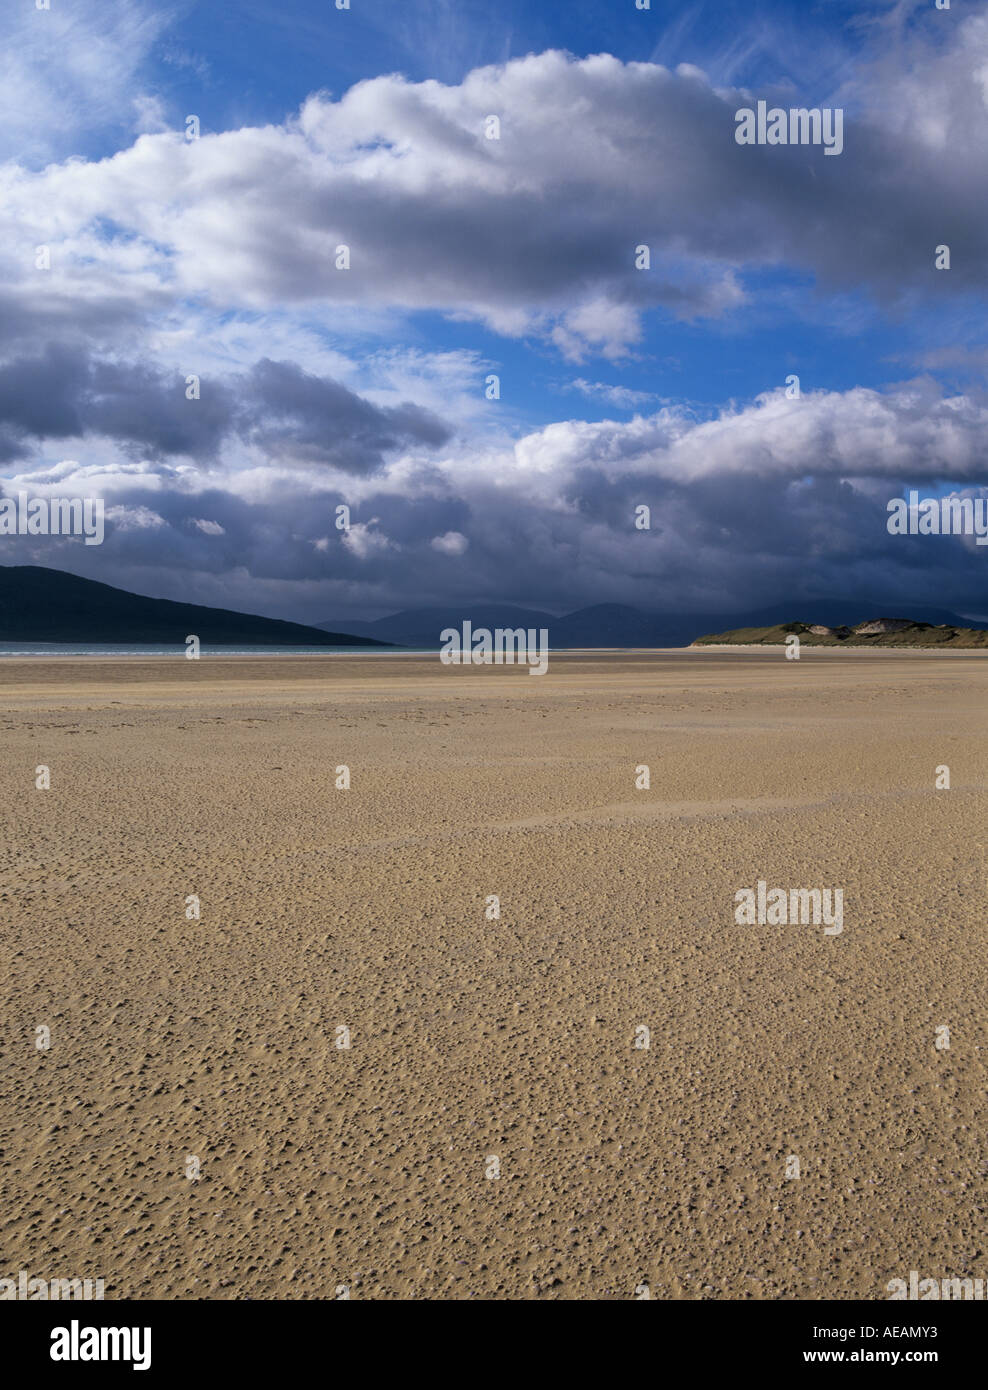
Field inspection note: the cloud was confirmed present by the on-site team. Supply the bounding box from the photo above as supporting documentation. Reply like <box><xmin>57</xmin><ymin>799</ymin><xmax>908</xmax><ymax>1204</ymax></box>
<box><xmin>239</xmin><ymin>358</ymin><xmax>452</xmax><ymax>472</ymax></box>
<box><xmin>0</xmin><ymin>346</ymin><xmax>452</xmax><ymax>473</ymax></box>
<box><xmin>341</xmin><ymin>520</ymin><xmax>396</xmax><ymax>560</ymax></box>
<box><xmin>5</xmin><ymin>379</ymin><xmax>988</xmax><ymax>622</ymax></box>
<box><xmin>567</xmin><ymin>379</ymin><xmax>663</xmax><ymax>410</ymax></box>
<box><xmin>2</xmin><ymin>18</ymin><xmax>987</xmax><ymax>628</ymax></box>
<box><xmin>133</xmin><ymin>94</ymin><xmax>170</xmax><ymax>137</ymax></box>
<box><xmin>2</xmin><ymin>25</ymin><xmax>986</xmax><ymax>361</ymax></box>
<box><xmin>430</xmin><ymin>530</ymin><xmax>469</xmax><ymax>555</ymax></box>
<box><xmin>0</xmin><ymin>0</ymin><xmax>171</xmax><ymax>164</ymax></box>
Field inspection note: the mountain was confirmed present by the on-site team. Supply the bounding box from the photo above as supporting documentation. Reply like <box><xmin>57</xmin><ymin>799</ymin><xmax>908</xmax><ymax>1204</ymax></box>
<box><xmin>316</xmin><ymin>604</ymin><xmax>557</xmax><ymax>649</ymax></box>
<box><xmin>6</xmin><ymin>570</ymin><xmax>982</xmax><ymax>648</ymax></box>
<box><xmin>0</xmin><ymin>565</ymin><xmax>389</xmax><ymax>646</ymax></box>
<box><xmin>553</xmin><ymin>603</ymin><xmax>685</xmax><ymax>647</ymax></box>
<box><xmin>316</xmin><ymin>602</ymin><xmax>988</xmax><ymax>649</ymax></box>
<box><xmin>693</xmin><ymin>618</ymin><xmax>988</xmax><ymax>649</ymax></box>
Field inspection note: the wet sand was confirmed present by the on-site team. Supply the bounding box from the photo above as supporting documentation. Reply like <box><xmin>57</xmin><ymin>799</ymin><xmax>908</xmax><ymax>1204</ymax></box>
<box><xmin>1</xmin><ymin>648</ymin><xmax>986</xmax><ymax>1299</ymax></box>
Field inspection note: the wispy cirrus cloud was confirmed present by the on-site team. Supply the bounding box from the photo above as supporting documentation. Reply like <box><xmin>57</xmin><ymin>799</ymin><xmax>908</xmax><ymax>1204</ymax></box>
<box><xmin>0</xmin><ymin>0</ymin><xmax>174</xmax><ymax>164</ymax></box>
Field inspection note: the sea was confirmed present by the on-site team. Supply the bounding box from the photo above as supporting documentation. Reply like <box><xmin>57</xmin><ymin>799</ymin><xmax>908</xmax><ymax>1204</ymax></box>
<box><xmin>0</xmin><ymin>643</ymin><xmax>423</xmax><ymax>657</ymax></box>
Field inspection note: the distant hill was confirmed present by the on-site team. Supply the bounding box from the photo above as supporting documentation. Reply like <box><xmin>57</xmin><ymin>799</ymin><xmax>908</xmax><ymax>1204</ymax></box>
<box><xmin>693</xmin><ymin>618</ymin><xmax>988</xmax><ymax>649</ymax></box>
<box><xmin>0</xmin><ymin>565</ymin><xmax>389</xmax><ymax>646</ymax></box>
<box><xmin>317</xmin><ymin>602</ymin><xmax>988</xmax><ymax>649</ymax></box>
<box><xmin>318</xmin><ymin>604</ymin><xmax>557</xmax><ymax>649</ymax></box>
<box><xmin>6</xmin><ymin>570</ymin><xmax>983</xmax><ymax>648</ymax></box>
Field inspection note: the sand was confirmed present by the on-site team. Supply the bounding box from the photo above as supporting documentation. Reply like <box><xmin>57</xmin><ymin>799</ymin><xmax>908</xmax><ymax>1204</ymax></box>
<box><xmin>1</xmin><ymin>648</ymin><xmax>986</xmax><ymax>1300</ymax></box>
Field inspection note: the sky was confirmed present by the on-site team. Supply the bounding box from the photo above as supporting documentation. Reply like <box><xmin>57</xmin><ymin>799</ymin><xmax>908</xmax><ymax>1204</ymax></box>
<box><xmin>1</xmin><ymin>0</ymin><xmax>986</xmax><ymax>623</ymax></box>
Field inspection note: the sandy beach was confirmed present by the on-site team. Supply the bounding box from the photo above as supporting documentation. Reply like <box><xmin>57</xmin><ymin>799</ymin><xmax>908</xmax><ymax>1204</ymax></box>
<box><xmin>2</xmin><ymin>648</ymin><xmax>986</xmax><ymax>1300</ymax></box>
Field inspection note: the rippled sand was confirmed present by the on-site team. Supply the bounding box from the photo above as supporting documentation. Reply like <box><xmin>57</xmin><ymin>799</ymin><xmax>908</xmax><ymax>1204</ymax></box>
<box><xmin>1</xmin><ymin>649</ymin><xmax>986</xmax><ymax>1299</ymax></box>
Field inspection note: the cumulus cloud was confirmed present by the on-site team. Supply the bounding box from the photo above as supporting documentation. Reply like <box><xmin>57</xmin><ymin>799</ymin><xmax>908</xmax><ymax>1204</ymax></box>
<box><xmin>239</xmin><ymin>359</ymin><xmax>452</xmax><ymax>472</ymax></box>
<box><xmin>0</xmin><ymin>346</ymin><xmax>451</xmax><ymax>472</ymax></box>
<box><xmin>341</xmin><ymin>520</ymin><xmax>397</xmax><ymax>560</ymax></box>
<box><xmin>1</xmin><ymin>24</ymin><xmax>986</xmax><ymax>361</ymax></box>
<box><xmin>2</xmin><ymin>18</ymin><xmax>987</xmax><ymax>626</ymax></box>
<box><xmin>430</xmin><ymin>530</ymin><xmax>469</xmax><ymax>556</ymax></box>
<box><xmin>4</xmin><ymin>380</ymin><xmax>988</xmax><ymax>621</ymax></box>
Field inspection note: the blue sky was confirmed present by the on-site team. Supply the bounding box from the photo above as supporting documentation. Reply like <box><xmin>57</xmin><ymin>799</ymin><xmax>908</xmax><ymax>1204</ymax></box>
<box><xmin>41</xmin><ymin>0</ymin><xmax>973</xmax><ymax>420</ymax></box>
<box><xmin>1</xmin><ymin>0</ymin><xmax>986</xmax><ymax>621</ymax></box>
<box><xmin>124</xmin><ymin>0</ymin><xmax>865</xmax><ymax>120</ymax></box>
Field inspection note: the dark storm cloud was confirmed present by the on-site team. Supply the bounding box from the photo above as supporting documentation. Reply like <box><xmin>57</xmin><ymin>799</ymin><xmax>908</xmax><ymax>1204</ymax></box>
<box><xmin>0</xmin><ymin>344</ymin><xmax>231</xmax><ymax>462</ymax></box>
<box><xmin>239</xmin><ymin>359</ymin><xmax>452</xmax><ymax>471</ymax></box>
<box><xmin>3</xmin><ymin>24</ymin><xmax>988</xmax><ymax>623</ymax></box>
<box><xmin>0</xmin><ymin>346</ymin><xmax>452</xmax><ymax>471</ymax></box>
<box><xmin>8</xmin><ymin>381</ymin><xmax>988</xmax><ymax>625</ymax></box>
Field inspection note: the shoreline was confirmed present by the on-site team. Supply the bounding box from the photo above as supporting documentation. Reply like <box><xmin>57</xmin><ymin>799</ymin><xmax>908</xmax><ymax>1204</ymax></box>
<box><xmin>1</xmin><ymin>642</ymin><xmax>986</xmax><ymax>661</ymax></box>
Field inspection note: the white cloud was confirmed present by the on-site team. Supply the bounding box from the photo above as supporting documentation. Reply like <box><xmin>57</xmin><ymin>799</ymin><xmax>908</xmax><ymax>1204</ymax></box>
<box><xmin>341</xmin><ymin>520</ymin><xmax>396</xmax><ymax>560</ymax></box>
<box><xmin>430</xmin><ymin>530</ymin><xmax>469</xmax><ymax>555</ymax></box>
<box><xmin>133</xmin><ymin>94</ymin><xmax>170</xmax><ymax>136</ymax></box>
<box><xmin>568</xmin><ymin>379</ymin><xmax>662</xmax><ymax>409</ymax></box>
<box><xmin>2</xmin><ymin>19</ymin><xmax>987</xmax><ymax>622</ymax></box>
<box><xmin>103</xmin><ymin>503</ymin><xmax>167</xmax><ymax>530</ymax></box>
<box><xmin>3</xmin><ymin>28</ymin><xmax>985</xmax><ymax>362</ymax></box>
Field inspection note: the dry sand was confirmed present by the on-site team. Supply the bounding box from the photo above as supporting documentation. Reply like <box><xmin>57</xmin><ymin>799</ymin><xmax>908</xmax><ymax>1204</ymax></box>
<box><xmin>1</xmin><ymin>648</ymin><xmax>986</xmax><ymax>1300</ymax></box>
